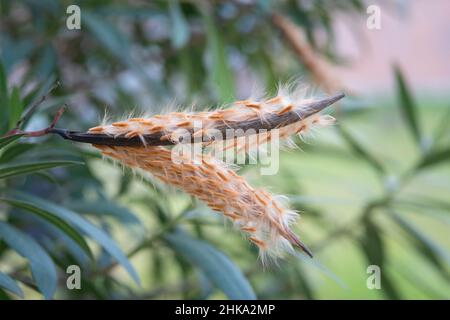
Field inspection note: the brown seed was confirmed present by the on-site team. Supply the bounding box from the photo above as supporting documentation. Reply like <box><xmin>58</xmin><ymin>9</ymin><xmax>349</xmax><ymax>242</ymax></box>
<box><xmin>149</xmin><ymin>125</ymin><xmax>165</xmax><ymax>132</ymax></box>
<box><xmin>208</xmin><ymin>113</ymin><xmax>223</xmax><ymax>120</ymax></box>
<box><xmin>249</xmin><ymin>237</ymin><xmax>266</xmax><ymax>248</ymax></box>
<box><xmin>160</xmin><ymin>134</ymin><xmax>171</xmax><ymax>141</ymax></box>
<box><xmin>277</xmin><ymin>104</ymin><xmax>293</xmax><ymax>115</ymax></box>
<box><xmin>141</xmin><ymin>120</ymin><xmax>154</xmax><ymax>125</ymax></box>
<box><xmin>311</xmin><ymin>115</ymin><xmax>319</xmax><ymax>124</ymax></box>
<box><xmin>295</xmin><ymin>123</ymin><xmax>307</xmax><ymax>133</ymax></box>
<box><xmin>125</xmin><ymin>130</ymin><xmax>139</xmax><ymax>138</ymax></box>
<box><xmin>241</xmin><ymin>226</ymin><xmax>257</xmax><ymax>233</ymax></box>
<box><xmin>245</xmin><ymin>102</ymin><xmax>261</xmax><ymax>109</ymax></box>
<box><xmin>224</xmin><ymin>212</ymin><xmax>241</xmax><ymax>221</ymax></box>
<box><xmin>267</xmin><ymin>96</ymin><xmax>282</xmax><ymax>104</ymax></box>
<box><xmin>112</xmin><ymin>121</ymin><xmax>129</xmax><ymax>127</ymax></box>
<box><xmin>254</xmin><ymin>192</ymin><xmax>269</xmax><ymax>206</ymax></box>
<box><xmin>216</xmin><ymin>171</ymin><xmax>230</xmax><ymax>182</ymax></box>
<box><xmin>176</xmin><ymin>121</ymin><xmax>192</xmax><ymax>128</ymax></box>
<box><xmin>88</xmin><ymin>126</ymin><xmax>104</xmax><ymax>132</ymax></box>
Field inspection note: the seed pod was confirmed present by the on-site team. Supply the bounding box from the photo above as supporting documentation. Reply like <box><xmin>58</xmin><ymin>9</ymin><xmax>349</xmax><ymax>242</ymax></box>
<box><xmin>49</xmin><ymin>87</ymin><xmax>343</xmax><ymax>262</ymax></box>
<box><xmin>93</xmin><ymin>145</ymin><xmax>312</xmax><ymax>262</ymax></box>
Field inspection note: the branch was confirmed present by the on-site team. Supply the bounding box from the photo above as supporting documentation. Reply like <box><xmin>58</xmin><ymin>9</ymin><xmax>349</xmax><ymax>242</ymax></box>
<box><xmin>2</xmin><ymin>105</ymin><xmax>67</xmax><ymax>139</ymax></box>
<box><xmin>271</xmin><ymin>13</ymin><xmax>343</xmax><ymax>94</ymax></box>
<box><xmin>4</xmin><ymin>81</ymin><xmax>61</xmax><ymax>137</ymax></box>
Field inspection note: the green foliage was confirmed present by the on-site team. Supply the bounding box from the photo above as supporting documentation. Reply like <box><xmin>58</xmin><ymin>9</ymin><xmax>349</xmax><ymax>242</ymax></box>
<box><xmin>165</xmin><ymin>230</ymin><xmax>256</xmax><ymax>300</ymax></box>
<box><xmin>395</xmin><ymin>65</ymin><xmax>422</xmax><ymax>147</ymax></box>
<box><xmin>0</xmin><ymin>0</ymin><xmax>448</xmax><ymax>300</ymax></box>
<box><xmin>0</xmin><ymin>197</ymin><xmax>93</xmax><ymax>259</ymax></box>
<box><xmin>0</xmin><ymin>221</ymin><xmax>57</xmax><ymax>299</ymax></box>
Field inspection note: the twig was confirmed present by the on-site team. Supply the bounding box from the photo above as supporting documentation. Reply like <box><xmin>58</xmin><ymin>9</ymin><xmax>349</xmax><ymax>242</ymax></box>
<box><xmin>1</xmin><ymin>105</ymin><xmax>67</xmax><ymax>139</ymax></box>
<box><xmin>271</xmin><ymin>13</ymin><xmax>342</xmax><ymax>94</ymax></box>
<box><xmin>5</xmin><ymin>81</ymin><xmax>61</xmax><ymax>136</ymax></box>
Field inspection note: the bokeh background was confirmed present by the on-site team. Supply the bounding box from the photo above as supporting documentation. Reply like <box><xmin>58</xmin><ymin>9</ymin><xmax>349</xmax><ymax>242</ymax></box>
<box><xmin>0</xmin><ymin>0</ymin><xmax>449</xmax><ymax>299</ymax></box>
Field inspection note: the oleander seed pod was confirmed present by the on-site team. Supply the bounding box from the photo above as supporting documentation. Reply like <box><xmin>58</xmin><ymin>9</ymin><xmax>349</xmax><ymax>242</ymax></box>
<box><xmin>94</xmin><ymin>145</ymin><xmax>309</xmax><ymax>262</ymax></box>
<box><xmin>48</xmin><ymin>86</ymin><xmax>344</xmax><ymax>261</ymax></box>
<box><xmin>82</xmin><ymin>90</ymin><xmax>342</xmax><ymax>149</ymax></box>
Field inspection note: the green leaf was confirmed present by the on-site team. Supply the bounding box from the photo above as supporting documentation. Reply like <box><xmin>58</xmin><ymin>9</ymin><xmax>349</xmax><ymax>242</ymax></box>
<box><xmin>296</xmin><ymin>252</ymin><xmax>348</xmax><ymax>289</ymax></box>
<box><xmin>0</xmin><ymin>272</ymin><xmax>24</xmax><ymax>298</ymax></box>
<box><xmin>393</xmin><ymin>261</ymin><xmax>447</xmax><ymax>298</ymax></box>
<box><xmin>0</xmin><ymin>142</ymin><xmax>35</xmax><ymax>163</ymax></box>
<box><xmin>169</xmin><ymin>0</ymin><xmax>190</xmax><ymax>49</ymax></box>
<box><xmin>0</xmin><ymin>197</ymin><xmax>93</xmax><ymax>259</ymax></box>
<box><xmin>289</xmin><ymin>264</ymin><xmax>314</xmax><ymax>299</ymax></box>
<box><xmin>337</xmin><ymin>125</ymin><xmax>385</xmax><ymax>174</ymax></box>
<box><xmin>0</xmin><ymin>62</ymin><xmax>7</xmax><ymax>100</ymax></box>
<box><xmin>165</xmin><ymin>230</ymin><xmax>256</xmax><ymax>300</ymax></box>
<box><xmin>22</xmin><ymin>75</ymin><xmax>56</xmax><ymax>113</ymax></box>
<box><xmin>394</xmin><ymin>65</ymin><xmax>422</xmax><ymax>145</ymax></box>
<box><xmin>11</xmin><ymin>192</ymin><xmax>140</xmax><ymax>285</ymax></box>
<box><xmin>360</xmin><ymin>218</ymin><xmax>384</xmax><ymax>266</ymax></box>
<box><xmin>0</xmin><ymin>62</ymin><xmax>8</xmax><ymax>130</ymax></box>
<box><xmin>66</xmin><ymin>199</ymin><xmax>142</xmax><ymax>227</ymax></box>
<box><xmin>0</xmin><ymin>160</ymin><xmax>82</xmax><ymax>179</ymax></box>
<box><xmin>8</xmin><ymin>86</ymin><xmax>24</xmax><ymax>129</ymax></box>
<box><xmin>417</xmin><ymin>147</ymin><xmax>450</xmax><ymax>170</ymax></box>
<box><xmin>432</xmin><ymin>106</ymin><xmax>450</xmax><ymax>144</ymax></box>
<box><xmin>0</xmin><ymin>134</ymin><xmax>23</xmax><ymax>150</ymax></box>
<box><xmin>201</xmin><ymin>11</ymin><xmax>234</xmax><ymax>102</ymax></box>
<box><xmin>83</xmin><ymin>12</ymin><xmax>131</xmax><ymax>65</ymax></box>
<box><xmin>0</xmin><ymin>222</ymin><xmax>57</xmax><ymax>299</ymax></box>
<box><xmin>379</xmin><ymin>269</ymin><xmax>402</xmax><ymax>299</ymax></box>
<box><xmin>359</xmin><ymin>218</ymin><xmax>401</xmax><ymax>299</ymax></box>
<box><xmin>390</xmin><ymin>210</ymin><xmax>450</xmax><ymax>279</ymax></box>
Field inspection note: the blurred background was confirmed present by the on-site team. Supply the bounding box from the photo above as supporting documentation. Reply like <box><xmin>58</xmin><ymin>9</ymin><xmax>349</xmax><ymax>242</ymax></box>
<box><xmin>0</xmin><ymin>0</ymin><xmax>449</xmax><ymax>299</ymax></box>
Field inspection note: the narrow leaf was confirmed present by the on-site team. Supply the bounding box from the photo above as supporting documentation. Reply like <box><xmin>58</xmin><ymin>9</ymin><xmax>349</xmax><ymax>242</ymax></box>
<box><xmin>0</xmin><ymin>272</ymin><xmax>24</xmax><ymax>298</ymax></box>
<box><xmin>296</xmin><ymin>252</ymin><xmax>348</xmax><ymax>289</ymax></box>
<box><xmin>201</xmin><ymin>11</ymin><xmax>234</xmax><ymax>102</ymax></box>
<box><xmin>8</xmin><ymin>86</ymin><xmax>24</xmax><ymax>129</ymax></box>
<box><xmin>169</xmin><ymin>0</ymin><xmax>190</xmax><ymax>49</ymax></box>
<box><xmin>432</xmin><ymin>106</ymin><xmax>450</xmax><ymax>144</ymax></box>
<box><xmin>83</xmin><ymin>12</ymin><xmax>131</xmax><ymax>65</ymax></box>
<box><xmin>359</xmin><ymin>219</ymin><xmax>401</xmax><ymax>299</ymax></box>
<box><xmin>360</xmin><ymin>218</ymin><xmax>384</xmax><ymax>266</ymax></box>
<box><xmin>0</xmin><ymin>142</ymin><xmax>35</xmax><ymax>163</ymax></box>
<box><xmin>0</xmin><ymin>222</ymin><xmax>57</xmax><ymax>299</ymax></box>
<box><xmin>0</xmin><ymin>160</ymin><xmax>82</xmax><ymax>179</ymax></box>
<box><xmin>0</xmin><ymin>197</ymin><xmax>93</xmax><ymax>259</ymax></box>
<box><xmin>417</xmin><ymin>147</ymin><xmax>450</xmax><ymax>170</ymax></box>
<box><xmin>390</xmin><ymin>210</ymin><xmax>450</xmax><ymax>278</ymax></box>
<box><xmin>394</xmin><ymin>65</ymin><xmax>422</xmax><ymax>145</ymax></box>
<box><xmin>0</xmin><ymin>134</ymin><xmax>23</xmax><ymax>150</ymax></box>
<box><xmin>0</xmin><ymin>62</ymin><xmax>7</xmax><ymax>100</ymax></box>
<box><xmin>66</xmin><ymin>199</ymin><xmax>142</xmax><ymax>227</ymax></box>
<box><xmin>12</xmin><ymin>192</ymin><xmax>140</xmax><ymax>285</ymax></box>
<box><xmin>0</xmin><ymin>62</ymin><xmax>8</xmax><ymax>132</ymax></box>
<box><xmin>165</xmin><ymin>230</ymin><xmax>256</xmax><ymax>299</ymax></box>
<box><xmin>337</xmin><ymin>125</ymin><xmax>385</xmax><ymax>174</ymax></box>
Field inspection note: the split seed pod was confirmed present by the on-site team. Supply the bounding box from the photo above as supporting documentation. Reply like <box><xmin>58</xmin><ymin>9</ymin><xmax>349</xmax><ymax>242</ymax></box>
<box><xmin>50</xmin><ymin>87</ymin><xmax>344</xmax><ymax>262</ymax></box>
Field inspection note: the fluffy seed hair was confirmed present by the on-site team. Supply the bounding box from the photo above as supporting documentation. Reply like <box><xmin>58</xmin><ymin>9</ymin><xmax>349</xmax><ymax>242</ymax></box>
<box><xmin>86</xmin><ymin>85</ymin><xmax>341</xmax><ymax>262</ymax></box>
